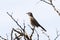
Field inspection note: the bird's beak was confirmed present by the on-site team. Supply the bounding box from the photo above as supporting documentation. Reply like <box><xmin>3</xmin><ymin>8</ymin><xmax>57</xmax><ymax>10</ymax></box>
<box><xmin>26</xmin><ymin>13</ymin><xmax>28</xmax><ymax>14</ymax></box>
<box><xmin>26</xmin><ymin>13</ymin><xmax>29</xmax><ymax>15</ymax></box>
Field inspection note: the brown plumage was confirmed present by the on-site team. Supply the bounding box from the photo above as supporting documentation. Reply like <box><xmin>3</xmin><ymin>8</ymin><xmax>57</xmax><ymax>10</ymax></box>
<box><xmin>26</xmin><ymin>12</ymin><xmax>46</xmax><ymax>32</ymax></box>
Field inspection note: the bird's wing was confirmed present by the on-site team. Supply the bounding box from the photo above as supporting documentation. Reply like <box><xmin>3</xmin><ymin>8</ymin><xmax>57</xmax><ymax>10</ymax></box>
<box><xmin>31</xmin><ymin>17</ymin><xmax>46</xmax><ymax>31</ymax></box>
<box><xmin>30</xmin><ymin>17</ymin><xmax>40</xmax><ymax>27</ymax></box>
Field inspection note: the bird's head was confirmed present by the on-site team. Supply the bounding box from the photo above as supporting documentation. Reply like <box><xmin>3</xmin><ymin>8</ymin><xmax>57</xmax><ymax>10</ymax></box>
<box><xmin>26</xmin><ymin>12</ymin><xmax>33</xmax><ymax>17</ymax></box>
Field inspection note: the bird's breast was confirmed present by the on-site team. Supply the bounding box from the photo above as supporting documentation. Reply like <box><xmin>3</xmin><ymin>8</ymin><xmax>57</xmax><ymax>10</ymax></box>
<box><xmin>30</xmin><ymin>17</ymin><xmax>38</xmax><ymax>27</ymax></box>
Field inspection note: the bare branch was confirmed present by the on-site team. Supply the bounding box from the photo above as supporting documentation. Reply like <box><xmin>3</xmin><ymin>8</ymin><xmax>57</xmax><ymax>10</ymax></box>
<box><xmin>40</xmin><ymin>0</ymin><xmax>60</xmax><ymax>16</ymax></box>
<box><xmin>23</xmin><ymin>21</ymin><xmax>26</xmax><ymax>40</ymax></box>
<box><xmin>54</xmin><ymin>30</ymin><xmax>60</xmax><ymax>40</ymax></box>
<box><xmin>11</xmin><ymin>28</ymin><xmax>13</xmax><ymax>40</ymax></box>
<box><xmin>6</xmin><ymin>34</ymin><xmax>8</xmax><ymax>40</ymax></box>
<box><xmin>0</xmin><ymin>36</ymin><xmax>7</xmax><ymax>40</ymax></box>
<box><xmin>30</xmin><ymin>27</ymin><xmax>35</xmax><ymax>40</ymax></box>
<box><xmin>12</xmin><ymin>28</ymin><xmax>30</xmax><ymax>40</ymax></box>
<box><xmin>14</xmin><ymin>34</ymin><xmax>20</xmax><ymax>40</ymax></box>
<box><xmin>7</xmin><ymin>12</ymin><xmax>24</xmax><ymax>31</ymax></box>
<box><xmin>42</xmin><ymin>32</ymin><xmax>50</xmax><ymax>40</ymax></box>
<box><xmin>41</xmin><ymin>0</ymin><xmax>51</xmax><ymax>5</ymax></box>
<box><xmin>28</xmin><ymin>25</ymin><xmax>39</xmax><ymax>40</ymax></box>
<box><xmin>35</xmin><ymin>29</ymin><xmax>39</xmax><ymax>40</ymax></box>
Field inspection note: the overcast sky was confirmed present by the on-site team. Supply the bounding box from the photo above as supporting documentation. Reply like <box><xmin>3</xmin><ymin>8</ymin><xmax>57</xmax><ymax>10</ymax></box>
<box><xmin>0</xmin><ymin>0</ymin><xmax>60</xmax><ymax>40</ymax></box>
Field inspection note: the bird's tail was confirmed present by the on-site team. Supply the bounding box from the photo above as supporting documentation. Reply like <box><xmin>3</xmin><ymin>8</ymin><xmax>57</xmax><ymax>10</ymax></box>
<box><xmin>39</xmin><ymin>25</ymin><xmax>46</xmax><ymax>32</ymax></box>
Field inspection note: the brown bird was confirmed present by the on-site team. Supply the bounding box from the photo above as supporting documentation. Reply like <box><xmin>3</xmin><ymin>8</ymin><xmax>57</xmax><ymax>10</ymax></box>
<box><xmin>26</xmin><ymin>12</ymin><xmax>46</xmax><ymax>32</ymax></box>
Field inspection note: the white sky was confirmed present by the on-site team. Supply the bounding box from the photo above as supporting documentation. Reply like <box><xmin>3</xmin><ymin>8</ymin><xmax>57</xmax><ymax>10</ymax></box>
<box><xmin>0</xmin><ymin>0</ymin><xmax>60</xmax><ymax>40</ymax></box>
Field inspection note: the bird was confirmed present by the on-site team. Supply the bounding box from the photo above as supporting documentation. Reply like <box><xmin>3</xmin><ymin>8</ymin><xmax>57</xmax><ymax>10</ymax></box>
<box><xmin>26</xmin><ymin>12</ymin><xmax>46</xmax><ymax>32</ymax></box>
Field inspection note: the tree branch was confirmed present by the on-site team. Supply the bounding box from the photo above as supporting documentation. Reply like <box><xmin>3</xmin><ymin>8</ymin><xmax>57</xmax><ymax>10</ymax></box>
<box><xmin>0</xmin><ymin>36</ymin><xmax>7</xmax><ymax>40</ymax></box>
<box><xmin>40</xmin><ymin>0</ymin><xmax>60</xmax><ymax>15</ymax></box>
<box><xmin>7</xmin><ymin>12</ymin><xmax>24</xmax><ymax>31</ymax></box>
<box><xmin>54</xmin><ymin>30</ymin><xmax>60</xmax><ymax>40</ymax></box>
<box><xmin>42</xmin><ymin>32</ymin><xmax>50</xmax><ymax>40</ymax></box>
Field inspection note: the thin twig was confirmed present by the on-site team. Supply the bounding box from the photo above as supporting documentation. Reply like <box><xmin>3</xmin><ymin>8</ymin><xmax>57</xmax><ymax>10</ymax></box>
<box><xmin>0</xmin><ymin>36</ymin><xmax>7</xmax><ymax>40</ymax></box>
<box><xmin>7</xmin><ymin>12</ymin><xmax>24</xmax><ymax>31</ymax></box>
<box><xmin>35</xmin><ymin>29</ymin><xmax>39</xmax><ymax>40</ymax></box>
<box><xmin>23</xmin><ymin>21</ymin><xmax>26</xmax><ymax>40</ymax></box>
<box><xmin>14</xmin><ymin>34</ymin><xmax>20</xmax><ymax>40</ymax></box>
<box><xmin>30</xmin><ymin>27</ymin><xmax>35</xmax><ymax>40</ymax></box>
<box><xmin>54</xmin><ymin>30</ymin><xmax>60</xmax><ymax>40</ymax></box>
<box><xmin>6</xmin><ymin>34</ymin><xmax>8</xmax><ymax>40</ymax></box>
<box><xmin>42</xmin><ymin>32</ymin><xmax>50</xmax><ymax>40</ymax></box>
<box><xmin>40</xmin><ymin>0</ymin><xmax>60</xmax><ymax>15</ymax></box>
<box><xmin>11</xmin><ymin>28</ymin><xmax>13</xmax><ymax>40</ymax></box>
<box><xmin>13</xmin><ymin>28</ymin><xmax>30</xmax><ymax>40</ymax></box>
<box><xmin>28</xmin><ymin>25</ymin><xmax>39</xmax><ymax>40</ymax></box>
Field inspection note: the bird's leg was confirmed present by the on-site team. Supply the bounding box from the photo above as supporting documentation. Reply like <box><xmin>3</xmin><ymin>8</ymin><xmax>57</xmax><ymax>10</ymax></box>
<box><xmin>28</xmin><ymin>25</ymin><xmax>35</xmax><ymax>31</ymax></box>
<box><xmin>32</xmin><ymin>26</ymin><xmax>35</xmax><ymax>30</ymax></box>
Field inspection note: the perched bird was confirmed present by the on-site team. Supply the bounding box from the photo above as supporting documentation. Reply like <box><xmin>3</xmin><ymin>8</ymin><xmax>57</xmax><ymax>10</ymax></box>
<box><xmin>26</xmin><ymin>12</ymin><xmax>46</xmax><ymax>32</ymax></box>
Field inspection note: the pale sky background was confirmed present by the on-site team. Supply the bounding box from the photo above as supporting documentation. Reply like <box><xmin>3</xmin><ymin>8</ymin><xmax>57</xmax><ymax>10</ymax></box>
<box><xmin>0</xmin><ymin>0</ymin><xmax>60</xmax><ymax>40</ymax></box>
